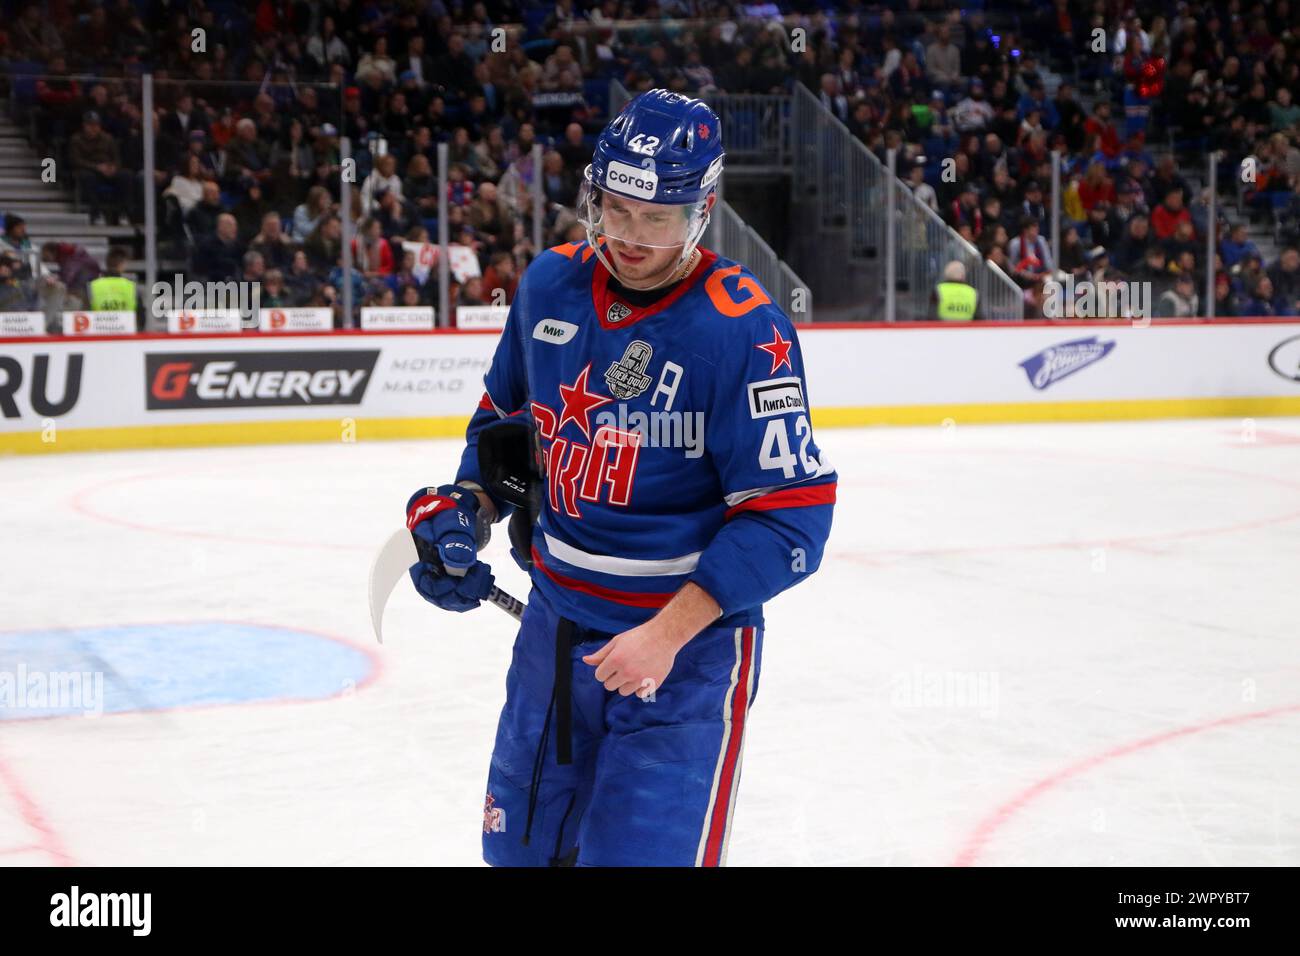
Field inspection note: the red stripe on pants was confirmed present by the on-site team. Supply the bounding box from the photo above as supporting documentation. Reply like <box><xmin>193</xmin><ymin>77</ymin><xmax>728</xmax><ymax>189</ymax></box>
<box><xmin>702</xmin><ymin>626</ymin><xmax>754</xmax><ymax>867</ymax></box>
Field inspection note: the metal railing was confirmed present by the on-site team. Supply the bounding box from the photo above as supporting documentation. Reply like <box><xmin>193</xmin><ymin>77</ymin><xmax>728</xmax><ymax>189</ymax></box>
<box><xmin>790</xmin><ymin>85</ymin><xmax>863</xmax><ymax>250</ymax></box>
<box><xmin>696</xmin><ymin>93</ymin><xmax>790</xmax><ymax>167</ymax></box>
<box><xmin>790</xmin><ymin>83</ymin><xmax>1025</xmax><ymax>321</ymax></box>
<box><xmin>0</xmin><ymin>68</ymin><xmax>561</xmax><ymax>330</ymax></box>
<box><xmin>890</xmin><ymin>173</ymin><xmax>1025</xmax><ymax>322</ymax></box>
<box><xmin>610</xmin><ymin>84</ymin><xmax>791</xmax><ymax>167</ymax></box>
<box><xmin>708</xmin><ymin>198</ymin><xmax>810</xmax><ymax>320</ymax></box>
<box><xmin>610</xmin><ymin>81</ymin><xmax>632</xmax><ymax>124</ymax></box>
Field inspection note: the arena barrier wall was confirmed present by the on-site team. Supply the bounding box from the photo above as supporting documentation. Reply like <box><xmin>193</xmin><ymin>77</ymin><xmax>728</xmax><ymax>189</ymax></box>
<box><xmin>2</xmin><ymin>320</ymin><xmax>1299</xmax><ymax>454</ymax></box>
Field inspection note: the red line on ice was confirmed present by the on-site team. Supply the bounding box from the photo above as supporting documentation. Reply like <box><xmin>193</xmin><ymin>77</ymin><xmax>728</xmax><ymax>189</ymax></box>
<box><xmin>68</xmin><ymin>468</ymin><xmax>368</xmax><ymax>553</ymax></box>
<box><xmin>0</xmin><ymin>751</ymin><xmax>74</xmax><ymax>865</ymax></box>
<box><xmin>953</xmin><ymin>702</ymin><xmax>1300</xmax><ymax>866</ymax></box>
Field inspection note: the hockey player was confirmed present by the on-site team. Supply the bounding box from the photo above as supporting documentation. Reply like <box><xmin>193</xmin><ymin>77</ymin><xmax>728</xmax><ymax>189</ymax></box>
<box><xmin>405</xmin><ymin>90</ymin><xmax>836</xmax><ymax>866</ymax></box>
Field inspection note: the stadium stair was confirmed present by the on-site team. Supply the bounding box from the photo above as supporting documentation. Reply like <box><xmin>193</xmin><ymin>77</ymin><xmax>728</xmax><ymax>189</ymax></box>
<box><xmin>0</xmin><ymin>106</ymin><xmax>136</xmax><ymax>268</ymax></box>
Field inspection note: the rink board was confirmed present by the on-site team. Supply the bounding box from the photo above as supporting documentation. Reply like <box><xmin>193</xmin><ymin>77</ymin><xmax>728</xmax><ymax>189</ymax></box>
<box><xmin>2</xmin><ymin>322</ymin><xmax>1300</xmax><ymax>453</ymax></box>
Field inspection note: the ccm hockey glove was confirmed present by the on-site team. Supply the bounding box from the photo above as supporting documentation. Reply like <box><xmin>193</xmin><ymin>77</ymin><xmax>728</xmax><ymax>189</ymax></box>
<box><xmin>405</xmin><ymin>485</ymin><xmax>495</xmax><ymax>612</ymax></box>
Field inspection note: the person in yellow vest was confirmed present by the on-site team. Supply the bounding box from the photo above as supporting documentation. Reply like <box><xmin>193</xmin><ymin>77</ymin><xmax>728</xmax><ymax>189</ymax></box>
<box><xmin>88</xmin><ymin>246</ymin><xmax>139</xmax><ymax>329</ymax></box>
<box><xmin>934</xmin><ymin>260</ymin><xmax>979</xmax><ymax>320</ymax></box>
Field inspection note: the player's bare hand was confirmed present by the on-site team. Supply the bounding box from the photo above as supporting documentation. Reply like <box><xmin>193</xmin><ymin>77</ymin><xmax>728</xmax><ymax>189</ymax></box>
<box><xmin>583</xmin><ymin>623</ymin><xmax>682</xmax><ymax>699</ymax></box>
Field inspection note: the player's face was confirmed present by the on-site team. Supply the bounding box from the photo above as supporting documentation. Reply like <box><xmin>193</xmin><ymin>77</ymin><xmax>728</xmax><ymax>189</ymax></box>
<box><xmin>600</xmin><ymin>191</ymin><xmax>689</xmax><ymax>287</ymax></box>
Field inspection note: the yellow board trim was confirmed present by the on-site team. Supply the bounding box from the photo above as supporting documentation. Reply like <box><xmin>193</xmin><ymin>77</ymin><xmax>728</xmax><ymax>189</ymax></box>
<box><xmin>811</xmin><ymin>396</ymin><xmax>1300</xmax><ymax>428</ymax></box>
<box><xmin>3</xmin><ymin>396</ymin><xmax>1300</xmax><ymax>454</ymax></box>
<box><xmin>0</xmin><ymin>416</ymin><xmax>472</xmax><ymax>455</ymax></box>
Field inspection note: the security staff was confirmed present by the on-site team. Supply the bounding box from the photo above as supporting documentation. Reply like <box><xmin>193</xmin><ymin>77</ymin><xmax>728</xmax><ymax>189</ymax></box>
<box><xmin>935</xmin><ymin>259</ymin><xmax>979</xmax><ymax>320</ymax></box>
<box><xmin>88</xmin><ymin>246</ymin><xmax>139</xmax><ymax>326</ymax></box>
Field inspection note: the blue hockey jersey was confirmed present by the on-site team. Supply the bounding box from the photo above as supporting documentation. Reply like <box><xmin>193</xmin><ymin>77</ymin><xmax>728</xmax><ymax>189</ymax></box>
<box><xmin>456</xmin><ymin>240</ymin><xmax>837</xmax><ymax>635</ymax></box>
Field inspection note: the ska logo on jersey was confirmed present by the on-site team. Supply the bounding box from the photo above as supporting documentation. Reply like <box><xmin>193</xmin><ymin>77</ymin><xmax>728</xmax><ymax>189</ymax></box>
<box><xmin>605</xmin><ymin>340</ymin><xmax>653</xmax><ymax>399</ymax></box>
<box><xmin>532</xmin><ymin>358</ymin><xmax>687</xmax><ymax>517</ymax></box>
<box><xmin>606</xmin><ymin>301</ymin><xmax>632</xmax><ymax>324</ymax></box>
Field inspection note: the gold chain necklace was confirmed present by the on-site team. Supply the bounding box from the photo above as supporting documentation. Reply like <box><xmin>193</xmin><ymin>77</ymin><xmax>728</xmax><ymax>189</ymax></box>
<box><xmin>620</xmin><ymin>248</ymin><xmax>699</xmax><ymax>292</ymax></box>
<box><xmin>671</xmin><ymin>248</ymin><xmax>699</xmax><ymax>283</ymax></box>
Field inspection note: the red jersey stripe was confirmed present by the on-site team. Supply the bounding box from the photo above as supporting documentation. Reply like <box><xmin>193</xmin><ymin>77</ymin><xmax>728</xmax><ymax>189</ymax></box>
<box><xmin>531</xmin><ymin>546</ymin><xmax>676</xmax><ymax>609</ymax></box>
<box><xmin>725</xmin><ymin>481</ymin><xmax>838</xmax><ymax>520</ymax></box>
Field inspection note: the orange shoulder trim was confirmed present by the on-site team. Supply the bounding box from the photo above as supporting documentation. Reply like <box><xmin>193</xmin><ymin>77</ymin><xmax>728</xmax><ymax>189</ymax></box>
<box><xmin>705</xmin><ymin>264</ymin><xmax>772</xmax><ymax>317</ymax></box>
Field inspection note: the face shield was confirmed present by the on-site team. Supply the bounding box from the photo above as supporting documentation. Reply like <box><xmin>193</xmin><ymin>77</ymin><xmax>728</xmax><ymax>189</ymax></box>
<box><xmin>577</xmin><ymin>165</ymin><xmax>712</xmax><ymax>287</ymax></box>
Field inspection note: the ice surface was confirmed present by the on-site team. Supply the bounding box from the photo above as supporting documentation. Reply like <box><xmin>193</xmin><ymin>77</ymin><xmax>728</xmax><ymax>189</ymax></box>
<box><xmin>1</xmin><ymin>417</ymin><xmax>1297</xmax><ymax>865</ymax></box>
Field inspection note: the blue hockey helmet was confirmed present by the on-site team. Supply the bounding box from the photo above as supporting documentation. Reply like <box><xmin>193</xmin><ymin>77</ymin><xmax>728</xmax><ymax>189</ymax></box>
<box><xmin>578</xmin><ymin>89</ymin><xmax>725</xmax><ymax>285</ymax></box>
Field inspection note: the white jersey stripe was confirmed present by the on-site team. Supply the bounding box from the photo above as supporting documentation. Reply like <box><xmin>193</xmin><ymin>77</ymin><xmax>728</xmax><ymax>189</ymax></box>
<box><xmin>542</xmin><ymin>532</ymin><xmax>701</xmax><ymax>577</ymax></box>
<box><xmin>723</xmin><ymin>454</ymin><xmax>836</xmax><ymax>509</ymax></box>
<box><xmin>723</xmin><ymin>485</ymin><xmax>783</xmax><ymax>508</ymax></box>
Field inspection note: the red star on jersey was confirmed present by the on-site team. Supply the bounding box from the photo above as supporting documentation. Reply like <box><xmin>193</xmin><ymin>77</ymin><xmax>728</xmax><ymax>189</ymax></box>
<box><xmin>698</xmin><ymin>122</ymin><xmax>710</xmax><ymax>140</ymax></box>
<box><xmin>755</xmin><ymin>323</ymin><xmax>793</xmax><ymax>374</ymax></box>
<box><xmin>557</xmin><ymin>363</ymin><xmax>613</xmax><ymax>440</ymax></box>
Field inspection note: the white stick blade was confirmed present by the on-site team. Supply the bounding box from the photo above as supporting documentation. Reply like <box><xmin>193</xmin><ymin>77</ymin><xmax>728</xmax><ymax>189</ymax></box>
<box><xmin>368</xmin><ymin>528</ymin><xmax>419</xmax><ymax>644</ymax></box>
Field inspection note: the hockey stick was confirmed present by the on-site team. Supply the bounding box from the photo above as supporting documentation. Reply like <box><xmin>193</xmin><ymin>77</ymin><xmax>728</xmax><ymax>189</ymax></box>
<box><xmin>367</xmin><ymin>528</ymin><xmax>526</xmax><ymax>643</ymax></box>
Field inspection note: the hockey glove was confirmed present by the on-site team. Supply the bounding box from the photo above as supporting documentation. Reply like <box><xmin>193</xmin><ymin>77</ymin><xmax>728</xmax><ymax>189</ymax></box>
<box><xmin>406</xmin><ymin>484</ymin><xmax>495</xmax><ymax>612</ymax></box>
<box><xmin>477</xmin><ymin>414</ymin><xmax>544</xmax><ymax>574</ymax></box>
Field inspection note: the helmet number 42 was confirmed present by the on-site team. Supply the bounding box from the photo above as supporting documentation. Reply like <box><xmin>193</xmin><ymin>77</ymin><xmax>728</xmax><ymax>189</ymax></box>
<box><xmin>627</xmin><ymin>133</ymin><xmax>660</xmax><ymax>155</ymax></box>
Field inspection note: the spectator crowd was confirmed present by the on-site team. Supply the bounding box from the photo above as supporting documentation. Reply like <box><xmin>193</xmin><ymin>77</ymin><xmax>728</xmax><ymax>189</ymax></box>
<box><xmin>849</xmin><ymin>1</ymin><xmax>1300</xmax><ymax>317</ymax></box>
<box><xmin>1</xmin><ymin>1</ymin><xmax>1300</xmax><ymax>322</ymax></box>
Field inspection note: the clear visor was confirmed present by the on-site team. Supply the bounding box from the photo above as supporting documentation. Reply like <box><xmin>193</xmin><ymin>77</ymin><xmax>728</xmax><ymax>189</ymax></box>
<box><xmin>577</xmin><ymin>175</ymin><xmax>708</xmax><ymax>250</ymax></box>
